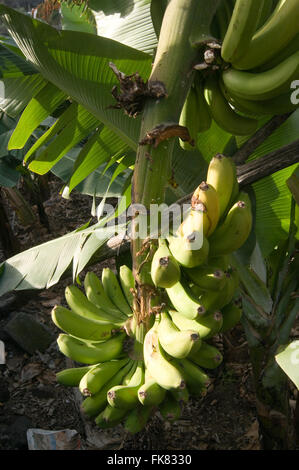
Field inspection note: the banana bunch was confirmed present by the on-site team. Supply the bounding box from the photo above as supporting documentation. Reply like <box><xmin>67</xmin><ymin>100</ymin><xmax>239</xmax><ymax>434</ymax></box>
<box><xmin>52</xmin><ymin>155</ymin><xmax>250</xmax><ymax>434</ymax></box>
<box><xmin>180</xmin><ymin>0</ymin><xmax>299</xmax><ymax>142</ymax></box>
<box><xmin>151</xmin><ymin>153</ymin><xmax>249</xmax><ymax>328</ymax></box>
<box><xmin>218</xmin><ymin>0</ymin><xmax>299</xmax><ymax>120</ymax></box>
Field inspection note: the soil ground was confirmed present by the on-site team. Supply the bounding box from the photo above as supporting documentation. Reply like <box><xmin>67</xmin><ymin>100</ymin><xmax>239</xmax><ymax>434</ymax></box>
<box><xmin>0</xmin><ymin>174</ymin><xmax>297</xmax><ymax>452</ymax></box>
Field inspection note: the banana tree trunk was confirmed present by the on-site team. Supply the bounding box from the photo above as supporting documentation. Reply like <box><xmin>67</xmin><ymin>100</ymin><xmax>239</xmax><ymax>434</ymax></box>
<box><xmin>0</xmin><ymin>190</ymin><xmax>20</xmax><ymax>257</ymax></box>
<box><xmin>2</xmin><ymin>186</ymin><xmax>36</xmax><ymax>227</ymax></box>
<box><xmin>242</xmin><ymin>318</ymin><xmax>296</xmax><ymax>449</ymax></box>
<box><xmin>130</xmin><ymin>0</ymin><xmax>219</xmax><ymax>340</ymax></box>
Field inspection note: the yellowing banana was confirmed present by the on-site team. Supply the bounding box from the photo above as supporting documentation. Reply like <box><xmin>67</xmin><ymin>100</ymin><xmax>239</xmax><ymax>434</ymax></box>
<box><xmin>206</xmin><ymin>154</ymin><xmax>238</xmax><ymax>218</ymax></box>
<box><xmin>178</xmin><ymin>204</ymin><xmax>211</xmax><ymax>238</ymax></box>
<box><xmin>209</xmin><ymin>196</ymin><xmax>253</xmax><ymax>256</ymax></box>
<box><xmin>191</xmin><ymin>181</ymin><xmax>220</xmax><ymax>235</ymax></box>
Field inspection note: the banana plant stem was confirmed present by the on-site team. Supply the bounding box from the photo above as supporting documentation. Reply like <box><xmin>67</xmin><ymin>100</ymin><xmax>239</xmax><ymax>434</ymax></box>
<box><xmin>131</xmin><ymin>0</ymin><xmax>207</xmax><ymax>325</ymax></box>
<box><xmin>130</xmin><ymin>0</ymin><xmax>220</xmax><ymax>319</ymax></box>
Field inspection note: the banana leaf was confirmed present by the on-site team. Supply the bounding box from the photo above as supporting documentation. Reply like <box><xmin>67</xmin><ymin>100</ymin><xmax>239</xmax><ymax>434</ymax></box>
<box><xmin>0</xmin><ymin>4</ymin><xmax>152</xmax><ymax>150</ymax></box>
<box><xmin>0</xmin><ymin>219</ymin><xmax>127</xmax><ymax>295</ymax></box>
<box><xmin>275</xmin><ymin>339</ymin><xmax>299</xmax><ymax>390</ymax></box>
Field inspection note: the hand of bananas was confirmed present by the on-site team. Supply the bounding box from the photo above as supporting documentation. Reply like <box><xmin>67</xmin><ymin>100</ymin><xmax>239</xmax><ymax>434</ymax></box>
<box><xmin>52</xmin><ymin>154</ymin><xmax>249</xmax><ymax>434</ymax></box>
<box><xmin>181</xmin><ymin>0</ymin><xmax>299</xmax><ymax>145</ymax></box>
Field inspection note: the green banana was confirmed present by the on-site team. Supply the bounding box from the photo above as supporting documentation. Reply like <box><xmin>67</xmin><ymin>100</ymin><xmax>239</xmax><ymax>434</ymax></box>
<box><xmin>124</xmin><ymin>405</ymin><xmax>153</xmax><ymax>434</ymax></box>
<box><xmin>102</xmin><ymin>267</ymin><xmax>132</xmax><ymax>317</ymax></box>
<box><xmin>81</xmin><ymin>359</ymin><xmax>134</xmax><ymax>417</ymax></box>
<box><xmin>159</xmin><ymin>393</ymin><xmax>182</xmax><ymax>421</ymax></box>
<box><xmin>56</xmin><ymin>332</ymin><xmax>126</xmax><ymax>365</ymax></box>
<box><xmin>143</xmin><ymin>316</ymin><xmax>186</xmax><ymax>391</ymax></box>
<box><xmin>175</xmin><ymin>358</ymin><xmax>211</xmax><ymax>397</ymax></box>
<box><xmin>226</xmin><ymin>90</ymin><xmax>298</xmax><ymax>117</ymax></box>
<box><xmin>79</xmin><ymin>358</ymin><xmax>130</xmax><ymax>396</ymax></box>
<box><xmin>256</xmin><ymin>31</ymin><xmax>299</xmax><ymax>71</ymax></box>
<box><xmin>220</xmin><ymin>299</ymin><xmax>243</xmax><ymax>333</ymax></box>
<box><xmin>207</xmin><ymin>255</ymin><xmax>230</xmax><ymax>272</ymax></box>
<box><xmin>84</xmin><ymin>271</ymin><xmax>127</xmax><ymax>322</ymax></box>
<box><xmin>179</xmin><ymin>85</ymin><xmax>200</xmax><ymax>151</ymax></box>
<box><xmin>209</xmin><ymin>196</ymin><xmax>252</xmax><ymax>256</ymax></box>
<box><xmin>192</xmin><ymin>268</ymin><xmax>239</xmax><ymax>312</ymax></box>
<box><xmin>214</xmin><ymin>270</ymin><xmax>239</xmax><ymax>310</ymax></box>
<box><xmin>188</xmin><ymin>341</ymin><xmax>223</xmax><ymax>369</ymax></box>
<box><xmin>191</xmin><ymin>181</ymin><xmax>220</xmax><ymax>235</ymax></box>
<box><xmin>120</xmin><ymin>360</ymin><xmax>138</xmax><ymax>385</ymax></box>
<box><xmin>256</xmin><ymin>0</ymin><xmax>274</xmax><ymax>29</ymax></box>
<box><xmin>204</xmin><ymin>76</ymin><xmax>258</xmax><ymax>136</ymax></box>
<box><xmin>150</xmin><ymin>239</ymin><xmax>181</xmax><ymax>288</ymax></box>
<box><xmin>169</xmin><ymin>309</ymin><xmax>223</xmax><ymax>339</ymax></box>
<box><xmin>222</xmin><ymin>51</ymin><xmax>299</xmax><ymax>101</ymax></box>
<box><xmin>184</xmin><ymin>265</ymin><xmax>226</xmax><ymax>291</ymax></box>
<box><xmin>206</xmin><ymin>153</ymin><xmax>238</xmax><ymax>218</ymax></box>
<box><xmin>119</xmin><ymin>265</ymin><xmax>136</xmax><ymax>309</ymax></box>
<box><xmin>138</xmin><ymin>372</ymin><xmax>166</xmax><ymax>406</ymax></box>
<box><xmin>107</xmin><ymin>360</ymin><xmax>145</xmax><ymax>409</ymax></box>
<box><xmin>64</xmin><ymin>284</ymin><xmax>121</xmax><ymax>324</ymax></box>
<box><xmin>221</xmin><ymin>0</ymin><xmax>265</xmax><ymax>64</ymax></box>
<box><xmin>194</xmin><ymin>80</ymin><xmax>212</xmax><ymax>133</ymax></box>
<box><xmin>95</xmin><ymin>404</ymin><xmax>128</xmax><ymax>429</ymax></box>
<box><xmin>56</xmin><ymin>365</ymin><xmax>95</xmax><ymax>387</ymax></box>
<box><xmin>195</xmin><ymin>288</ymin><xmax>227</xmax><ymax>313</ymax></box>
<box><xmin>168</xmin><ymin>232</ymin><xmax>209</xmax><ymax>269</ymax></box>
<box><xmin>214</xmin><ymin>0</ymin><xmax>235</xmax><ymax>41</ymax></box>
<box><xmin>170</xmin><ymin>384</ymin><xmax>190</xmax><ymax>404</ymax></box>
<box><xmin>157</xmin><ymin>310</ymin><xmax>201</xmax><ymax>359</ymax></box>
<box><xmin>51</xmin><ymin>305</ymin><xmax>117</xmax><ymax>342</ymax></box>
<box><xmin>165</xmin><ymin>279</ymin><xmax>208</xmax><ymax>319</ymax></box>
<box><xmin>232</xmin><ymin>0</ymin><xmax>299</xmax><ymax>70</ymax></box>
